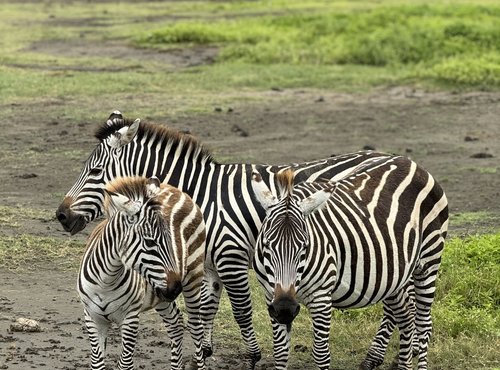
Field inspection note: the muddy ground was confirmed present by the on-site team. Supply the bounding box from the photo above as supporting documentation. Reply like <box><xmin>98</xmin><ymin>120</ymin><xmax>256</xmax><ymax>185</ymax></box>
<box><xmin>1</xmin><ymin>20</ymin><xmax>500</xmax><ymax>370</ymax></box>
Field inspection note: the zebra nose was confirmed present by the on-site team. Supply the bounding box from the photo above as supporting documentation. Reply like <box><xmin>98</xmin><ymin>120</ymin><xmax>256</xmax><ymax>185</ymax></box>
<box><xmin>56</xmin><ymin>200</ymin><xmax>87</xmax><ymax>235</ymax></box>
<box><xmin>56</xmin><ymin>207</ymin><xmax>67</xmax><ymax>222</ymax></box>
<box><xmin>155</xmin><ymin>281</ymin><xmax>182</xmax><ymax>302</ymax></box>
<box><xmin>268</xmin><ymin>297</ymin><xmax>300</xmax><ymax>325</ymax></box>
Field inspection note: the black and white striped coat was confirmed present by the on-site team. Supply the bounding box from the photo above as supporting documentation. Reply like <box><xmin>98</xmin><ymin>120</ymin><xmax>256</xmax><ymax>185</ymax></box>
<box><xmin>58</xmin><ymin>111</ymin><xmax>426</xmax><ymax>369</ymax></box>
<box><xmin>78</xmin><ymin>176</ymin><xmax>206</xmax><ymax>370</ymax></box>
<box><xmin>252</xmin><ymin>156</ymin><xmax>448</xmax><ymax>370</ymax></box>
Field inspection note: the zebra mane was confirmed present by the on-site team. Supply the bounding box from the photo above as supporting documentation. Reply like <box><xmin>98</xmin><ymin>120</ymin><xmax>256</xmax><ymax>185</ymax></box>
<box><xmin>95</xmin><ymin>118</ymin><xmax>215</xmax><ymax>163</ymax></box>
<box><xmin>276</xmin><ymin>169</ymin><xmax>295</xmax><ymax>198</ymax></box>
<box><xmin>103</xmin><ymin>176</ymin><xmax>162</xmax><ymax>214</ymax></box>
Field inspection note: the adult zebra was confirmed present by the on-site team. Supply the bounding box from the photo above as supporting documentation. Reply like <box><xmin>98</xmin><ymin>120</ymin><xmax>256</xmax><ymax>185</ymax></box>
<box><xmin>58</xmin><ymin>111</ymin><xmax>411</xmax><ymax>368</ymax></box>
<box><xmin>251</xmin><ymin>157</ymin><xmax>448</xmax><ymax>369</ymax></box>
<box><xmin>78</xmin><ymin>176</ymin><xmax>206</xmax><ymax>369</ymax></box>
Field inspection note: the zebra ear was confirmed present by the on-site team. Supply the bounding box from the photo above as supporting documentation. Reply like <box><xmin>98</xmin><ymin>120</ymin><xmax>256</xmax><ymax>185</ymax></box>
<box><xmin>299</xmin><ymin>187</ymin><xmax>333</xmax><ymax>216</ymax></box>
<box><xmin>106</xmin><ymin>190</ymin><xmax>142</xmax><ymax>217</ymax></box>
<box><xmin>251</xmin><ymin>170</ymin><xmax>278</xmax><ymax>211</ymax></box>
<box><xmin>108</xmin><ymin>118</ymin><xmax>140</xmax><ymax>149</ymax></box>
<box><xmin>106</xmin><ymin>110</ymin><xmax>123</xmax><ymax>125</ymax></box>
<box><xmin>146</xmin><ymin>176</ymin><xmax>161</xmax><ymax>197</ymax></box>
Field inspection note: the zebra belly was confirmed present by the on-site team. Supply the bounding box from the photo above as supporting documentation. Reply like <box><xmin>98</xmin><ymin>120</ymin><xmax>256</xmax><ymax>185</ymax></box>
<box><xmin>330</xmin><ymin>266</ymin><xmax>411</xmax><ymax>309</ymax></box>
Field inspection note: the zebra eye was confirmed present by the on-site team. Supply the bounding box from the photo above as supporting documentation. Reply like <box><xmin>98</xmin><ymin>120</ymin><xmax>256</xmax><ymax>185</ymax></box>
<box><xmin>89</xmin><ymin>167</ymin><xmax>103</xmax><ymax>177</ymax></box>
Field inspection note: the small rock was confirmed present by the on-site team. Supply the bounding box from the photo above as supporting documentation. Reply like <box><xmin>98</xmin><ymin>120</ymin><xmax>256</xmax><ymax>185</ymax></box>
<box><xmin>232</xmin><ymin>124</ymin><xmax>249</xmax><ymax>137</ymax></box>
<box><xmin>363</xmin><ymin>145</ymin><xmax>376</xmax><ymax>151</ymax></box>
<box><xmin>16</xmin><ymin>173</ymin><xmax>38</xmax><ymax>179</ymax></box>
<box><xmin>471</xmin><ymin>152</ymin><xmax>493</xmax><ymax>159</ymax></box>
<box><xmin>315</xmin><ymin>96</ymin><xmax>325</xmax><ymax>103</ymax></box>
<box><xmin>271</xmin><ymin>87</ymin><xmax>283</xmax><ymax>92</ymax></box>
<box><xmin>214</xmin><ymin>107</ymin><xmax>223</xmax><ymax>112</ymax></box>
<box><xmin>10</xmin><ymin>318</ymin><xmax>43</xmax><ymax>333</ymax></box>
<box><xmin>227</xmin><ymin>107</ymin><xmax>234</xmax><ymax>113</ymax></box>
<box><xmin>464</xmin><ymin>136</ymin><xmax>479</xmax><ymax>142</ymax></box>
<box><xmin>405</xmin><ymin>148</ymin><xmax>413</xmax><ymax>153</ymax></box>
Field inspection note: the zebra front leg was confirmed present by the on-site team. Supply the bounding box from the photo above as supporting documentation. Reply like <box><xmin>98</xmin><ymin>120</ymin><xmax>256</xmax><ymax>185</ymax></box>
<box><xmin>218</xmin><ymin>254</ymin><xmax>261</xmax><ymax>369</ymax></box>
<box><xmin>118</xmin><ymin>314</ymin><xmax>140</xmax><ymax>370</ymax></box>
<box><xmin>200</xmin><ymin>268</ymin><xmax>223</xmax><ymax>359</ymax></box>
<box><xmin>183</xmin><ymin>282</ymin><xmax>206</xmax><ymax>369</ymax></box>
<box><xmin>271</xmin><ymin>317</ymin><xmax>291</xmax><ymax>370</ymax></box>
<box><xmin>309</xmin><ymin>301</ymin><xmax>333</xmax><ymax>370</ymax></box>
<box><xmin>156</xmin><ymin>301</ymin><xmax>184</xmax><ymax>370</ymax></box>
<box><xmin>83</xmin><ymin>309</ymin><xmax>109</xmax><ymax>370</ymax></box>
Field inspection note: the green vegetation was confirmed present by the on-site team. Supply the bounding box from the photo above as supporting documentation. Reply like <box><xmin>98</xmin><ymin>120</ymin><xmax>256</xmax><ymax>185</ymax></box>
<box><xmin>137</xmin><ymin>3</ymin><xmax>500</xmax><ymax>88</ymax></box>
<box><xmin>0</xmin><ymin>235</ymin><xmax>84</xmax><ymax>271</ymax></box>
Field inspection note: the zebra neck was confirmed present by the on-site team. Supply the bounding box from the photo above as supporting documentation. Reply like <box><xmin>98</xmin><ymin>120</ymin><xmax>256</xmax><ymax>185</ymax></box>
<box><xmin>91</xmin><ymin>220</ymin><xmax>127</xmax><ymax>287</ymax></box>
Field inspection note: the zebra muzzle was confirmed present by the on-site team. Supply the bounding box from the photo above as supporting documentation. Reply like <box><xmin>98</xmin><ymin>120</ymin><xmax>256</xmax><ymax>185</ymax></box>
<box><xmin>56</xmin><ymin>201</ymin><xmax>88</xmax><ymax>235</ymax></box>
<box><xmin>268</xmin><ymin>296</ymin><xmax>301</xmax><ymax>325</ymax></box>
<box><xmin>155</xmin><ymin>281</ymin><xmax>183</xmax><ymax>302</ymax></box>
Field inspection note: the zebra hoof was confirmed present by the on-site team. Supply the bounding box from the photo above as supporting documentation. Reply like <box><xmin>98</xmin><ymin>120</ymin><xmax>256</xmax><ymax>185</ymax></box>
<box><xmin>243</xmin><ymin>351</ymin><xmax>262</xmax><ymax>370</ymax></box>
<box><xmin>202</xmin><ymin>346</ymin><xmax>213</xmax><ymax>359</ymax></box>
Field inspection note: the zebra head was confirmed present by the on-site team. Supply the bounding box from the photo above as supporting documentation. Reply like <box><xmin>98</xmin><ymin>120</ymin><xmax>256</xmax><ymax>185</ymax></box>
<box><xmin>56</xmin><ymin>111</ymin><xmax>141</xmax><ymax>235</ymax></box>
<box><xmin>105</xmin><ymin>176</ymin><xmax>182</xmax><ymax>302</ymax></box>
<box><xmin>252</xmin><ymin>169</ymin><xmax>333</xmax><ymax>325</ymax></box>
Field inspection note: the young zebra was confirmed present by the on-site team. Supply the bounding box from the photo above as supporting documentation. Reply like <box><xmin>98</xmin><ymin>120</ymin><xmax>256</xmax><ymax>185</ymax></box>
<box><xmin>58</xmin><ymin>111</ymin><xmax>425</xmax><ymax>368</ymax></box>
<box><xmin>78</xmin><ymin>176</ymin><xmax>206</xmax><ymax>370</ymax></box>
<box><xmin>251</xmin><ymin>156</ymin><xmax>448</xmax><ymax>370</ymax></box>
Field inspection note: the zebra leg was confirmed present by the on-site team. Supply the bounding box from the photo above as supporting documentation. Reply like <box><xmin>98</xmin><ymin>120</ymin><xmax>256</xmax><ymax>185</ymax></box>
<box><xmin>271</xmin><ymin>318</ymin><xmax>291</xmax><ymax>370</ymax></box>
<box><xmin>217</xmin><ymin>253</ymin><xmax>261</xmax><ymax>369</ymax></box>
<box><xmin>414</xmin><ymin>256</ymin><xmax>442</xmax><ymax>370</ymax></box>
<box><xmin>84</xmin><ymin>309</ymin><xmax>108</xmax><ymax>370</ymax></box>
<box><xmin>183</xmin><ymin>282</ymin><xmax>206</xmax><ymax>370</ymax></box>
<box><xmin>200</xmin><ymin>267</ymin><xmax>223</xmax><ymax>359</ymax></box>
<box><xmin>359</xmin><ymin>303</ymin><xmax>396</xmax><ymax>370</ymax></box>
<box><xmin>118</xmin><ymin>314</ymin><xmax>140</xmax><ymax>370</ymax></box>
<box><xmin>309</xmin><ymin>301</ymin><xmax>333</xmax><ymax>370</ymax></box>
<box><xmin>156</xmin><ymin>301</ymin><xmax>184</xmax><ymax>370</ymax></box>
<box><xmin>383</xmin><ymin>289</ymin><xmax>415</xmax><ymax>370</ymax></box>
<box><xmin>361</xmin><ymin>281</ymin><xmax>418</xmax><ymax>370</ymax></box>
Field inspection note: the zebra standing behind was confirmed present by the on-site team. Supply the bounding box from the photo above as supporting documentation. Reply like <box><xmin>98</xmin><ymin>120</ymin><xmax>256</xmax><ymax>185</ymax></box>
<box><xmin>251</xmin><ymin>156</ymin><xmax>448</xmax><ymax>370</ymax></box>
<box><xmin>78</xmin><ymin>176</ymin><xmax>207</xmax><ymax>370</ymax></box>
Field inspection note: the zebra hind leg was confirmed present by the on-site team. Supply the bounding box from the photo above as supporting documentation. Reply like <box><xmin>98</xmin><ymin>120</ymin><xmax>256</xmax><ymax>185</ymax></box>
<box><xmin>414</xmin><ymin>257</ymin><xmax>442</xmax><ymax>370</ymax></box>
<box><xmin>359</xmin><ymin>303</ymin><xmax>397</xmax><ymax>370</ymax></box>
<box><xmin>200</xmin><ymin>268</ymin><xmax>223</xmax><ymax>359</ymax></box>
<box><xmin>381</xmin><ymin>288</ymin><xmax>415</xmax><ymax>370</ymax></box>
<box><xmin>156</xmin><ymin>301</ymin><xmax>185</xmax><ymax>370</ymax></box>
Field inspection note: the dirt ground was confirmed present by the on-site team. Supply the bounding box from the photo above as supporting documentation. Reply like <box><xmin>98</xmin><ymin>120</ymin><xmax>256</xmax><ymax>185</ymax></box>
<box><xmin>1</xmin><ymin>34</ymin><xmax>500</xmax><ymax>369</ymax></box>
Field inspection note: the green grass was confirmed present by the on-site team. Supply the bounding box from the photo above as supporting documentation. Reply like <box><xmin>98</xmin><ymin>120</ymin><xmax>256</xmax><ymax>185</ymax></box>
<box><xmin>0</xmin><ymin>235</ymin><xmax>84</xmax><ymax>271</ymax></box>
<box><xmin>137</xmin><ymin>3</ymin><xmax>500</xmax><ymax>89</ymax></box>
